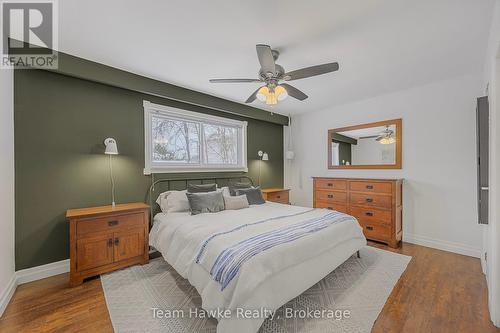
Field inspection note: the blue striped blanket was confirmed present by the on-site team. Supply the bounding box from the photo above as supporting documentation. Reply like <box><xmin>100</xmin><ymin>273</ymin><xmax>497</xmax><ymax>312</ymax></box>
<box><xmin>195</xmin><ymin>209</ymin><xmax>354</xmax><ymax>291</ymax></box>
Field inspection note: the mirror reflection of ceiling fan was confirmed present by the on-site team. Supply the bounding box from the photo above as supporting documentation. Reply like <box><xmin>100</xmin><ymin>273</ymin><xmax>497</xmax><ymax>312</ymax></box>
<box><xmin>209</xmin><ymin>44</ymin><xmax>340</xmax><ymax>106</ymax></box>
<box><xmin>375</xmin><ymin>126</ymin><xmax>396</xmax><ymax>144</ymax></box>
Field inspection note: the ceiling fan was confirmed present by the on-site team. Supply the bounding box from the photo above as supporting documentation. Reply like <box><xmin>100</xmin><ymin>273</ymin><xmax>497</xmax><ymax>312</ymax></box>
<box><xmin>376</xmin><ymin>126</ymin><xmax>396</xmax><ymax>144</ymax></box>
<box><xmin>209</xmin><ymin>44</ymin><xmax>339</xmax><ymax>106</ymax></box>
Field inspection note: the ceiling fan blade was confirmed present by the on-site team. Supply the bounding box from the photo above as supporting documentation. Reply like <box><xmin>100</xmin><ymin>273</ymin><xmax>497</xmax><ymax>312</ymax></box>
<box><xmin>209</xmin><ymin>78</ymin><xmax>261</xmax><ymax>83</ymax></box>
<box><xmin>281</xmin><ymin>83</ymin><xmax>308</xmax><ymax>101</ymax></box>
<box><xmin>245</xmin><ymin>87</ymin><xmax>261</xmax><ymax>103</ymax></box>
<box><xmin>256</xmin><ymin>44</ymin><xmax>276</xmax><ymax>75</ymax></box>
<box><xmin>284</xmin><ymin>62</ymin><xmax>339</xmax><ymax>81</ymax></box>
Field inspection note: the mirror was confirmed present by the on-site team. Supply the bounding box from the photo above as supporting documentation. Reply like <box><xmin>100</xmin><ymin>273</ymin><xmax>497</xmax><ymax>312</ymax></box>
<box><xmin>328</xmin><ymin>119</ymin><xmax>402</xmax><ymax>169</ymax></box>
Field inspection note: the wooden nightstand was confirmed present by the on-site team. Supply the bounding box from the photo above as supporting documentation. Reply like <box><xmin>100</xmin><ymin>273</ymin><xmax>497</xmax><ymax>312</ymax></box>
<box><xmin>262</xmin><ymin>188</ymin><xmax>290</xmax><ymax>204</ymax></box>
<box><xmin>66</xmin><ymin>202</ymin><xmax>150</xmax><ymax>286</ymax></box>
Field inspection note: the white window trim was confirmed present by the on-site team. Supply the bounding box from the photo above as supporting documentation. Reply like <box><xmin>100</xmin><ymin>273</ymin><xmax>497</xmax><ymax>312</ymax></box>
<box><xmin>143</xmin><ymin>101</ymin><xmax>248</xmax><ymax>174</ymax></box>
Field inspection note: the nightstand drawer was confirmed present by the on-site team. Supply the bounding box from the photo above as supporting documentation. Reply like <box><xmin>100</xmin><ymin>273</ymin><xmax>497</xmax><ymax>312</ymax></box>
<box><xmin>266</xmin><ymin>191</ymin><xmax>289</xmax><ymax>204</ymax></box>
<box><xmin>76</xmin><ymin>212</ymin><xmax>145</xmax><ymax>237</ymax></box>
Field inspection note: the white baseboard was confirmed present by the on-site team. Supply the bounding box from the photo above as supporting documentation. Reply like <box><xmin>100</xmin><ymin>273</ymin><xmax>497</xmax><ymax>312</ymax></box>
<box><xmin>16</xmin><ymin>259</ymin><xmax>70</xmax><ymax>285</ymax></box>
<box><xmin>403</xmin><ymin>232</ymin><xmax>482</xmax><ymax>258</ymax></box>
<box><xmin>0</xmin><ymin>274</ymin><xmax>17</xmax><ymax>317</ymax></box>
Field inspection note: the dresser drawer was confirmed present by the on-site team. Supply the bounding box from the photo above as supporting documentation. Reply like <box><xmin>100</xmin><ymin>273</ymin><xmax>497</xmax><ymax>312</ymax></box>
<box><xmin>349</xmin><ymin>181</ymin><xmax>392</xmax><ymax>194</ymax></box>
<box><xmin>314</xmin><ymin>178</ymin><xmax>347</xmax><ymax>191</ymax></box>
<box><xmin>266</xmin><ymin>191</ymin><xmax>289</xmax><ymax>204</ymax></box>
<box><xmin>350</xmin><ymin>206</ymin><xmax>392</xmax><ymax>225</ymax></box>
<box><xmin>358</xmin><ymin>221</ymin><xmax>391</xmax><ymax>242</ymax></box>
<box><xmin>315</xmin><ymin>190</ymin><xmax>347</xmax><ymax>203</ymax></box>
<box><xmin>315</xmin><ymin>201</ymin><xmax>348</xmax><ymax>214</ymax></box>
<box><xmin>76</xmin><ymin>212</ymin><xmax>145</xmax><ymax>237</ymax></box>
<box><xmin>349</xmin><ymin>192</ymin><xmax>392</xmax><ymax>210</ymax></box>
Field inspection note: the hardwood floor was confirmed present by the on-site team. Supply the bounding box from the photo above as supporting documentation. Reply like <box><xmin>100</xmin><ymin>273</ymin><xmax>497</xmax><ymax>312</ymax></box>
<box><xmin>0</xmin><ymin>242</ymin><xmax>498</xmax><ymax>333</ymax></box>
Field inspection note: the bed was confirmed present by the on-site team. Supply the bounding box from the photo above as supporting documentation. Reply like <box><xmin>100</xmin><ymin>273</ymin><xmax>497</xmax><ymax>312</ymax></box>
<box><xmin>148</xmin><ymin>177</ymin><xmax>366</xmax><ymax>333</ymax></box>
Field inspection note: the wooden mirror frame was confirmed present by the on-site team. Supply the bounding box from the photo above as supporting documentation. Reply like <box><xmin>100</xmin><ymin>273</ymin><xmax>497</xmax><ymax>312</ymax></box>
<box><xmin>328</xmin><ymin>118</ymin><xmax>402</xmax><ymax>169</ymax></box>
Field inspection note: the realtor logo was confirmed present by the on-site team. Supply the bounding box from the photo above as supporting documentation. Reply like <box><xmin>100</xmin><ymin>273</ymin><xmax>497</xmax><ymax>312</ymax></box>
<box><xmin>1</xmin><ymin>0</ymin><xmax>58</xmax><ymax>69</ymax></box>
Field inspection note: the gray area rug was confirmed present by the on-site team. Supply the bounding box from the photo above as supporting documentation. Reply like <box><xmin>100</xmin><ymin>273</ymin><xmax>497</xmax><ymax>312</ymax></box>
<box><xmin>101</xmin><ymin>247</ymin><xmax>411</xmax><ymax>333</ymax></box>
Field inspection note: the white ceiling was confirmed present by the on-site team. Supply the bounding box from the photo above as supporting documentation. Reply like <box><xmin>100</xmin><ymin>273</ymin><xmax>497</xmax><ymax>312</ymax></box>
<box><xmin>58</xmin><ymin>0</ymin><xmax>495</xmax><ymax>115</ymax></box>
<box><xmin>338</xmin><ymin>125</ymin><xmax>395</xmax><ymax>139</ymax></box>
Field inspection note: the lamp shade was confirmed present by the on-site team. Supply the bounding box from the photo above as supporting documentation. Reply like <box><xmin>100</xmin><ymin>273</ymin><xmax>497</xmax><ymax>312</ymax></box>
<box><xmin>262</xmin><ymin>152</ymin><xmax>269</xmax><ymax>161</ymax></box>
<box><xmin>104</xmin><ymin>138</ymin><xmax>118</xmax><ymax>155</ymax></box>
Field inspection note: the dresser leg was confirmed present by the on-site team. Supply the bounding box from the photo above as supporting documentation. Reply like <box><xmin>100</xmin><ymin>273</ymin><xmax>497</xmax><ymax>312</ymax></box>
<box><xmin>356</xmin><ymin>250</ymin><xmax>360</xmax><ymax>258</ymax></box>
<box><xmin>69</xmin><ymin>275</ymin><xmax>83</xmax><ymax>287</ymax></box>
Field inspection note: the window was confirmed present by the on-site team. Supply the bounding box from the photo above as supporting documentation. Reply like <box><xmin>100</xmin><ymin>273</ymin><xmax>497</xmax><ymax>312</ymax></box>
<box><xmin>144</xmin><ymin>101</ymin><xmax>247</xmax><ymax>174</ymax></box>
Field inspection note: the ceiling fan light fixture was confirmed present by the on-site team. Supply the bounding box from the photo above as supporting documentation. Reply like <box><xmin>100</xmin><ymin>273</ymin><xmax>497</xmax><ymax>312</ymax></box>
<box><xmin>256</xmin><ymin>85</ymin><xmax>288</xmax><ymax>105</ymax></box>
<box><xmin>379</xmin><ymin>135</ymin><xmax>396</xmax><ymax>145</ymax></box>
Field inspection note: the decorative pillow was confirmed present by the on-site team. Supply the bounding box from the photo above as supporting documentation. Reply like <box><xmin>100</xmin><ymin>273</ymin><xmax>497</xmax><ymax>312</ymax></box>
<box><xmin>186</xmin><ymin>191</ymin><xmax>225</xmax><ymax>215</ymax></box>
<box><xmin>156</xmin><ymin>190</ymin><xmax>190</xmax><ymax>213</ymax></box>
<box><xmin>220</xmin><ymin>186</ymin><xmax>231</xmax><ymax>197</ymax></box>
<box><xmin>223</xmin><ymin>194</ymin><xmax>249</xmax><ymax>210</ymax></box>
<box><xmin>229</xmin><ymin>182</ymin><xmax>253</xmax><ymax>196</ymax></box>
<box><xmin>187</xmin><ymin>183</ymin><xmax>217</xmax><ymax>193</ymax></box>
<box><xmin>236</xmin><ymin>186</ymin><xmax>265</xmax><ymax>205</ymax></box>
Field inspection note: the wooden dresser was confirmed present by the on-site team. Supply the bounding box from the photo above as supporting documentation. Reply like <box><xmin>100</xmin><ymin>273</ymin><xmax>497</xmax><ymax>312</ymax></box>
<box><xmin>262</xmin><ymin>188</ymin><xmax>290</xmax><ymax>204</ymax></box>
<box><xmin>313</xmin><ymin>178</ymin><xmax>403</xmax><ymax>248</ymax></box>
<box><xmin>66</xmin><ymin>203</ymin><xmax>150</xmax><ymax>286</ymax></box>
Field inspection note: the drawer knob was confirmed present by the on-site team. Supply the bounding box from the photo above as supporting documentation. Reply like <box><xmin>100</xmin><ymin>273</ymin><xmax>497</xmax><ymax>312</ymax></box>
<box><xmin>108</xmin><ymin>220</ymin><xmax>119</xmax><ymax>226</ymax></box>
<box><xmin>276</xmin><ymin>195</ymin><xmax>281</xmax><ymax>199</ymax></box>
<box><xmin>365</xmin><ymin>212</ymin><xmax>373</xmax><ymax>216</ymax></box>
<box><xmin>327</xmin><ymin>207</ymin><xmax>333</xmax><ymax>210</ymax></box>
<box><xmin>365</xmin><ymin>198</ymin><xmax>373</xmax><ymax>203</ymax></box>
<box><xmin>327</xmin><ymin>183</ymin><xmax>333</xmax><ymax>187</ymax></box>
<box><xmin>366</xmin><ymin>226</ymin><xmax>374</xmax><ymax>230</ymax></box>
<box><xmin>327</xmin><ymin>194</ymin><xmax>334</xmax><ymax>198</ymax></box>
<box><xmin>114</xmin><ymin>238</ymin><xmax>120</xmax><ymax>246</ymax></box>
<box><xmin>107</xmin><ymin>238</ymin><xmax>113</xmax><ymax>247</ymax></box>
<box><xmin>366</xmin><ymin>185</ymin><xmax>373</xmax><ymax>189</ymax></box>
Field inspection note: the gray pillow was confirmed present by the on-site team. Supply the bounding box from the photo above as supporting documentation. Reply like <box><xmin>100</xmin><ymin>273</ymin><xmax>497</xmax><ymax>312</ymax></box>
<box><xmin>186</xmin><ymin>191</ymin><xmax>225</xmax><ymax>215</ymax></box>
<box><xmin>187</xmin><ymin>183</ymin><xmax>217</xmax><ymax>193</ymax></box>
<box><xmin>224</xmin><ymin>195</ymin><xmax>249</xmax><ymax>210</ymax></box>
<box><xmin>229</xmin><ymin>182</ymin><xmax>252</xmax><ymax>196</ymax></box>
<box><xmin>236</xmin><ymin>186</ymin><xmax>265</xmax><ymax>205</ymax></box>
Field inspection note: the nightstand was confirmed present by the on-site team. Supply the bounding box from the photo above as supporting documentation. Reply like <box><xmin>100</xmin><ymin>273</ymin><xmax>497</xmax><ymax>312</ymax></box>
<box><xmin>66</xmin><ymin>202</ymin><xmax>150</xmax><ymax>286</ymax></box>
<box><xmin>262</xmin><ymin>188</ymin><xmax>290</xmax><ymax>204</ymax></box>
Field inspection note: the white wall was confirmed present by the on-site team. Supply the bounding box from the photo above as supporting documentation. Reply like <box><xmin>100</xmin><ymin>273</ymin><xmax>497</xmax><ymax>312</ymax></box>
<box><xmin>0</xmin><ymin>68</ymin><xmax>16</xmax><ymax>316</ymax></box>
<box><xmin>483</xmin><ymin>0</ymin><xmax>500</xmax><ymax>326</ymax></box>
<box><xmin>285</xmin><ymin>73</ymin><xmax>483</xmax><ymax>258</ymax></box>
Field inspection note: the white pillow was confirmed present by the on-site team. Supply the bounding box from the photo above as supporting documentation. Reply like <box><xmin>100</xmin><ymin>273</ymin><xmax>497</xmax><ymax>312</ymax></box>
<box><xmin>223</xmin><ymin>194</ymin><xmax>249</xmax><ymax>210</ymax></box>
<box><xmin>156</xmin><ymin>190</ymin><xmax>190</xmax><ymax>213</ymax></box>
<box><xmin>220</xmin><ymin>186</ymin><xmax>231</xmax><ymax>197</ymax></box>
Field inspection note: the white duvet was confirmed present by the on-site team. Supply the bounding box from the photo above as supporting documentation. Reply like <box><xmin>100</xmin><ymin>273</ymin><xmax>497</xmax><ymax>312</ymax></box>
<box><xmin>150</xmin><ymin>202</ymin><xmax>366</xmax><ymax>333</ymax></box>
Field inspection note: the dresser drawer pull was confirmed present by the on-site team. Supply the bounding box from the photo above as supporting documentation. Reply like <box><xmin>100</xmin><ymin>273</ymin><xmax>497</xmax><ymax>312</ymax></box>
<box><xmin>107</xmin><ymin>238</ymin><xmax>113</xmax><ymax>247</ymax></box>
<box><xmin>276</xmin><ymin>195</ymin><xmax>281</xmax><ymax>199</ymax></box>
<box><xmin>327</xmin><ymin>194</ymin><xmax>334</xmax><ymax>198</ymax></box>
<box><xmin>108</xmin><ymin>220</ymin><xmax>119</xmax><ymax>227</ymax></box>
<box><xmin>366</xmin><ymin>226</ymin><xmax>374</xmax><ymax>231</ymax></box>
<box><xmin>365</xmin><ymin>198</ymin><xmax>373</xmax><ymax>203</ymax></box>
<box><xmin>327</xmin><ymin>207</ymin><xmax>333</xmax><ymax>210</ymax></box>
<box><xmin>365</xmin><ymin>212</ymin><xmax>374</xmax><ymax>216</ymax></box>
<box><xmin>114</xmin><ymin>238</ymin><xmax>120</xmax><ymax>246</ymax></box>
<box><xmin>327</xmin><ymin>183</ymin><xmax>333</xmax><ymax>187</ymax></box>
<box><xmin>366</xmin><ymin>185</ymin><xmax>374</xmax><ymax>189</ymax></box>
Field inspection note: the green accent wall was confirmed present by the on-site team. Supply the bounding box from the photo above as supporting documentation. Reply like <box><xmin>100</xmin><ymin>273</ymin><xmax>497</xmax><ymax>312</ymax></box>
<box><xmin>14</xmin><ymin>69</ymin><xmax>284</xmax><ymax>270</ymax></box>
